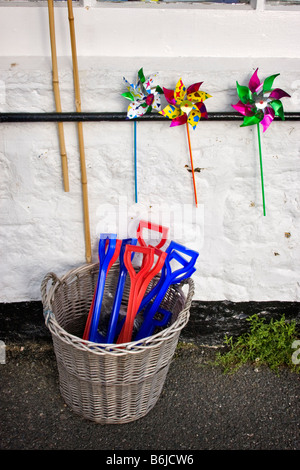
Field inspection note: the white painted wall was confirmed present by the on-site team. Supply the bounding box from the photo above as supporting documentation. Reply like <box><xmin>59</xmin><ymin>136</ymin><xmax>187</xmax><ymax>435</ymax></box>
<box><xmin>0</xmin><ymin>1</ymin><xmax>300</xmax><ymax>303</ymax></box>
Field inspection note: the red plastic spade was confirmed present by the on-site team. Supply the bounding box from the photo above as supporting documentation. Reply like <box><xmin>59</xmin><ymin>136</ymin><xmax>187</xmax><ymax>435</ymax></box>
<box><xmin>116</xmin><ymin>245</ymin><xmax>167</xmax><ymax>344</ymax></box>
<box><xmin>137</xmin><ymin>220</ymin><xmax>169</xmax><ymax>250</ymax></box>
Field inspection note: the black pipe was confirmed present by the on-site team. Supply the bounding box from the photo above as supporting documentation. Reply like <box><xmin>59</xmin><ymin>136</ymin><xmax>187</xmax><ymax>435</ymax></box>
<box><xmin>0</xmin><ymin>112</ymin><xmax>299</xmax><ymax>123</ymax></box>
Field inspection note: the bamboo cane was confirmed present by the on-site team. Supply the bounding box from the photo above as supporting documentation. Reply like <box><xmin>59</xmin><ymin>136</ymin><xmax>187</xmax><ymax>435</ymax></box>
<box><xmin>67</xmin><ymin>0</ymin><xmax>92</xmax><ymax>263</ymax></box>
<box><xmin>47</xmin><ymin>0</ymin><xmax>69</xmax><ymax>192</ymax></box>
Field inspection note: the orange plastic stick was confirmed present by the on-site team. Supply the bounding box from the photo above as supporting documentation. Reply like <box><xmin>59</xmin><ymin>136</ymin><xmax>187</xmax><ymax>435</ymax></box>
<box><xmin>186</xmin><ymin>122</ymin><xmax>198</xmax><ymax>207</ymax></box>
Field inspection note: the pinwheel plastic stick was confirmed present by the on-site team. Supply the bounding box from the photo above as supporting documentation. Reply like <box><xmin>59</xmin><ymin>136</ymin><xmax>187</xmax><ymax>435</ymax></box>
<box><xmin>186</xmin><ymin>122</ymin><xmax>198</xmax><ymax>207</ymax></box>
<box><xmin>134</xmin><ymin>120</ymin><xmax>137</xmax><ymax>203</ymax></box>
<box><xmin>122</xmin><ymin>68</ymin><xmax>163</xmax><ymax>203</ymax></box>
<box><xmin>232</xmin><ymin>68</ymin><xmax>290</xmax><ymax>216</ymax></box>
<box><xmin>160</xmin><ymin>79</ymin><xmax>211</xmax><ymax>207</ymax></box>
<box><xmin>257</xmin><ymin>123</ymin><xmax>266</xmax><ymax>216</ymax></box>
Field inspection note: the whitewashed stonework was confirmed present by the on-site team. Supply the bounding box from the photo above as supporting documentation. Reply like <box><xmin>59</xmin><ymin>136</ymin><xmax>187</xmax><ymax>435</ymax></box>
<box><xmin>0</xmin><ymin>3</ymin><xmax>300</xmax><ymax>302</ymax></box>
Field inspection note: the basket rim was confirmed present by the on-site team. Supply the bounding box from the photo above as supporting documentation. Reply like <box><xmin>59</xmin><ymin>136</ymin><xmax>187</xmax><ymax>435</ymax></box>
<box><xmin>41</xmin><ymin>262</ymin><xmax>195</xmax><ymax>356</ymax></box>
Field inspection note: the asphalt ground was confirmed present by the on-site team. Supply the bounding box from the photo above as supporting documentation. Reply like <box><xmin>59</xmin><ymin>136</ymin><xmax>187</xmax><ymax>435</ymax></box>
<box><xmin>1</xmin><ymin>337</ymin><xmax>299</xmax><ymax>455</ymax></box>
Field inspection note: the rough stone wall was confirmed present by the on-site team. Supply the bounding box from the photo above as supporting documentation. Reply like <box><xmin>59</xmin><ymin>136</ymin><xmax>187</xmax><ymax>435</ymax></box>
<box><xmin>0</xmin><ymin>6</ymin><xmax>300</xmax><ymax>303</ymax></box>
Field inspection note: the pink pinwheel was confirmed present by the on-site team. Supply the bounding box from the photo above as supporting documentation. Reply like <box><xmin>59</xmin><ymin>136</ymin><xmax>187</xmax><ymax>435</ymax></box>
<box><xmin>232</xmin><ymin>69</ymin><xmax>290</xmax><ymax>216</ymax></box>
<box><xmin>232</xmin><ymin>68</ymin><xmax>290</xmax><ymax>132</ymax></box>
<box><xmin>160</xmin><ymin>78</ymin><xmax>212</xmax><ymax>206</ymax></box>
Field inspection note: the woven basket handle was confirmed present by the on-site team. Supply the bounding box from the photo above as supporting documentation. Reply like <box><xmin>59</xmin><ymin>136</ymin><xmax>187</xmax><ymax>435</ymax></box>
<box><xmin>41</xmin><ymin>272</ymin><xmax>61</xmax><ymax>309</ymax></box>
<box><xmin>179</xmin><ymin>277</ymin><xmax>195</xmax><ymax>309</ymax></box>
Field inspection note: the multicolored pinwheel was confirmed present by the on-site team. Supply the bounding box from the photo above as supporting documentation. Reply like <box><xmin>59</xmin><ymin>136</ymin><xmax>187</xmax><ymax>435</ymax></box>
<box><xmin>232</xmin><ymin>68</ymin><xmax>290</xmax><ymax>133</ymax></box>
<box><xmin>160</xmin><ymin>78</ymin><xmax>212</xmax><ymax>206</ymax></box>
<box><xmin>122</xmin><ymin>68</ymin><xmax>163</xmax><ymax>119</ymax></box>
<box><xmin>122</xmin><ymin>68</ymin><xmax>163</xmax><ymax>203</ymax></box>
<box><xmin>160</xmin><ymin>78</ymin><xmax>210</xmax><ymax>129</ymax></box>
<box><xmin>232</xmin><ymin>68</ymin><xmax>290</xmax><ymax>216</ymax></box>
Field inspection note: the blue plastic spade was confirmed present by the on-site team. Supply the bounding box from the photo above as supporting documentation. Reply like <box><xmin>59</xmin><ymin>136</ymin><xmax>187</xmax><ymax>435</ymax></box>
<box><xmin>135</xmin><ymin>241</ymin><xmax>198</xmax><ymax>340</ymax></box>
<box><xmin>88</xmin><ymin>234</ymin><xmax>121</xmax><ymax>343</ymax></box>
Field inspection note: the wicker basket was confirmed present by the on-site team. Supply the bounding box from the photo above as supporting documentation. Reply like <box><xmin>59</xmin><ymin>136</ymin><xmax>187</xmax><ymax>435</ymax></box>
<box><xmin>41</xmin><ymin>262</ymin><xmax>195</xmax><ymax>424</ymax></box>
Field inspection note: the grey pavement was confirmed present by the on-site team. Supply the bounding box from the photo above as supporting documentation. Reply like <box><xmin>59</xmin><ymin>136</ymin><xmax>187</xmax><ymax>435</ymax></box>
<box><xmin>1</xmin><ymin>336</ymin><xmax>299</xmax><ymax>453</ymax></box>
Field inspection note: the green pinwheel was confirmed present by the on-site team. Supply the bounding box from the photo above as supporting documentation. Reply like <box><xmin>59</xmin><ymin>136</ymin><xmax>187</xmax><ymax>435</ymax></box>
<box><xmin>232</xmin><ymin>69</ymin><xmax>290</xmax><ymax>216</ymax></box>
<box><xmin>232</xmin><ymin>68</ymin><xmax>290</xmax><ymax>132</ymax></box>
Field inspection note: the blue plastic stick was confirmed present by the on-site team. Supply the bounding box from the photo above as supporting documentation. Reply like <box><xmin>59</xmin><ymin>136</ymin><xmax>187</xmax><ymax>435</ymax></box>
<box><xmin>105</xmin><ymin>238</ymin><xmax>137</xmax><ymax>343</ymax></box>
<box><xmin>88</xmin><ymin>234</ymin><xmax>118</xmax><ymax>343</ymax></box>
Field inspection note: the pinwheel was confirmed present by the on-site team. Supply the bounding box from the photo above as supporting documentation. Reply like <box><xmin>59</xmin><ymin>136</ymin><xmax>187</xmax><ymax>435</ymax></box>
<box><xmin>232</xmin><ymin>68</ymin><xmax>290</xmax><ymax>216</ymax></box>
<box><xmin>160</xmin><ymin>78</ymin><xmax>211</xmax><ymax>207</ymax></box>
<box><xmin>122</xmin><ymin>68</ymin><xmax>163</xmax><ymax>203</ymax></box>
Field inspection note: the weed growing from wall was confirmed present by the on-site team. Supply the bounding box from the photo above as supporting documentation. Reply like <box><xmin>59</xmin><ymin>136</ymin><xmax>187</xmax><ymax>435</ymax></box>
<box><xmin>215</xmin><ymin>314</ymin><xmax>300</xmax><ymax>375</ymax></box>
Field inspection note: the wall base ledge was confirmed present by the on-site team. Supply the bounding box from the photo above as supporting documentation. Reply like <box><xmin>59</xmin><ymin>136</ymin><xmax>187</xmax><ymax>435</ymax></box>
<box><xmin>1</xmin><ymin>300</ymin><xmax>299</xmax><ymax>346</ymax></box>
